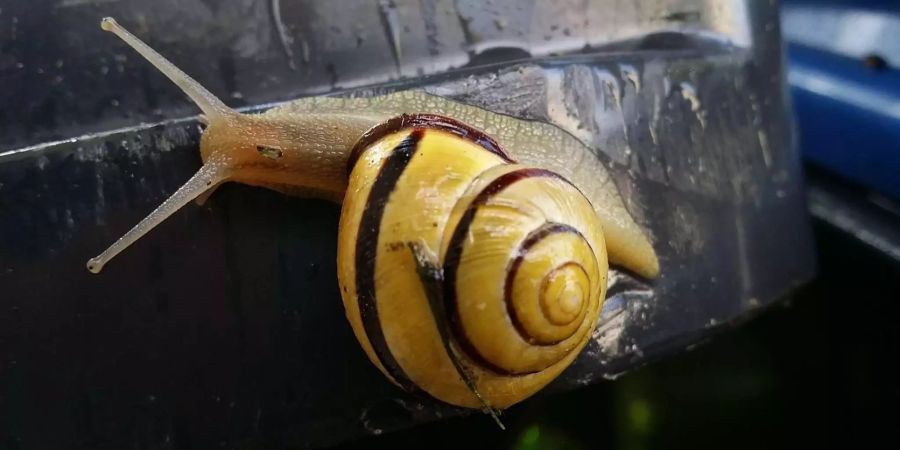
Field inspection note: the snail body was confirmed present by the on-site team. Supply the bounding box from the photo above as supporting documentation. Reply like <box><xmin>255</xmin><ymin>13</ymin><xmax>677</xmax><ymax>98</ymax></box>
<box><xmin>89</xmin><ymin>18</ymin><xmax>658</xmax><ymax>410</ymax></box>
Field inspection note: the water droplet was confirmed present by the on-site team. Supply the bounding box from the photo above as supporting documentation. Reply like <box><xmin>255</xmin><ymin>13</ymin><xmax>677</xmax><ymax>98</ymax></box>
<box><xmin>679</xmin><ymin>82</ymin><xmax>706</xmax><ymax>129</ymax></box>
<box><xmin>757</xmin><ymin>130</ymin><xmax>772</xmax><ymax>168</ymax></box>
<box><xmin>377</xmin><ymin>0</ymin><xmax>403</xmax><ymax>74</ymax></box>
<box><xmin>619</xmin><ymin>64</ymin><xmax>641</xmax><ymax>92</ymax></box>
<box><xmin>36</xmin><ymin>155</ymin><xmax>49</xmax><ymax>170</ymax></box>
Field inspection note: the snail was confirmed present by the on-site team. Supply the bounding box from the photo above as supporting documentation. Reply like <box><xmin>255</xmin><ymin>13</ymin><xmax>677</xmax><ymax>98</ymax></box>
<box><xmin>87</xmin><ymin>18</ymin><xmax>659</xmax><ymax>413</ymax></box>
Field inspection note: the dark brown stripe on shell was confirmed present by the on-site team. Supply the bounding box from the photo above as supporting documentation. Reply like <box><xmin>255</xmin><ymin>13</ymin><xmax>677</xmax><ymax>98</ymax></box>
<box><xmin>347</xmin><ymin>113</ymin><xmax>514</xmax><ymax>175</ymax></box>
<box><xmin>505</xmin><ymin>224</ymin><xmax>587</xmax><ymax>345</ymax></box>
<box><xmin>442</xmin><ymin>168</ymin><xmax>572</xmax><ymax>375</ymax></box>
<box><xmin>355</xmin><ymin>130</ymin><xmax>427</xmax><ymax>395</ymax></box>
<box><xmin>406</xmin><ymin>242</ymin><xmax>495</xmax><ymax>411</ymax></box>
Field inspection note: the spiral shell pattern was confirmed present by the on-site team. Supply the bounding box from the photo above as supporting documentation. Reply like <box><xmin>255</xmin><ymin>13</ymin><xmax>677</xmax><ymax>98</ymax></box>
<box><xmin>337</xmin><ymin>115</ymin><xmax>608</xmax><ymax>409</ymax></box>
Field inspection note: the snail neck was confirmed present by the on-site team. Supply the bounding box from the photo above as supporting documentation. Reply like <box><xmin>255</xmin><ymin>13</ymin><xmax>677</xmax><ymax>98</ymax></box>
<box><xmin>201</xmin><ymin>111</ymin><xmax>383</xmax><ymax>200</ymax></box>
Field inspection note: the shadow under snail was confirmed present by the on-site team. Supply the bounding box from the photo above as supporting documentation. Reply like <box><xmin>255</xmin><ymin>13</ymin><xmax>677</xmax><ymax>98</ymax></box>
<box><xmin>87</xmin><ymin>18</ymin><xmax>660</xmax><ymax>415</ymax></box>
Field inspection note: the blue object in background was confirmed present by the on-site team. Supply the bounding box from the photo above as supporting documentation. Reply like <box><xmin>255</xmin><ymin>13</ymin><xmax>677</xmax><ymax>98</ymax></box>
<box><xmin>782</xmin><ymin>0</ymin><xmax>900</xmax><ymax>201</ymax></box>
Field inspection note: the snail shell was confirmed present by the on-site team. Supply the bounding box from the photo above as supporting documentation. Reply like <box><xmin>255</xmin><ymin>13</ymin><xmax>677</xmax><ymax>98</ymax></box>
<box><xmin>337</xmin><ymin>115</ymin><xmax>607</xmax><ymax>408</ymax></box>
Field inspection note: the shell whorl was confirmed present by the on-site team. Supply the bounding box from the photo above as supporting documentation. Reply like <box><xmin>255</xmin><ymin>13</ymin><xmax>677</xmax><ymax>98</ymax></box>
<box><xmin>441</xmin><ymin>166</ymin><xmax>604</xmax><ymax>376</ymax></box>
<box><xmin>337</xmin><ymin>115</ymin><xmax>608</xmax><ymax>409</ymax></box>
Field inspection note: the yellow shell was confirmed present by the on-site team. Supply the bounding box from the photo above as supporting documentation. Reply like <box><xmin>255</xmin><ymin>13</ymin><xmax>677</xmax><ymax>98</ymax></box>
<box><xmin>336</xmin><ymin>115</ymin><xmax>608</xmax><ymax>409</ymax></box>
